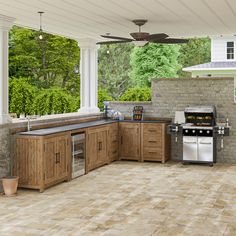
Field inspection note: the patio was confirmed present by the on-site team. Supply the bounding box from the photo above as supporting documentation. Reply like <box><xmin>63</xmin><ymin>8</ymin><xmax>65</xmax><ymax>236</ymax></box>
<box><xmin>1</xmin><ymin>161</ymin><xmax>236</xmax><ymax>236</ymax></box>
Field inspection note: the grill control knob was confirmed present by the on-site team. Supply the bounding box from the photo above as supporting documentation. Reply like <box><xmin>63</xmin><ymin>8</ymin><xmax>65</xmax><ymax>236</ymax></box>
<box><xmin>207</xmin><ymin>130</ymin><xmax>210</xmax><ymax>134</ymax></box>
<box><xmin>200</xmin><ymin>130</ymin><xmax>203</xmax><ymax>133</ymax></box>
<box><xmin>192</xmin><ymin>130</ymin><xmax>195</xmax><ymax>133</ymax></box>
<box><xmin>185</xmin><ymin>130</ymin><xmax>188</xmax><ymax>133</ymax></box>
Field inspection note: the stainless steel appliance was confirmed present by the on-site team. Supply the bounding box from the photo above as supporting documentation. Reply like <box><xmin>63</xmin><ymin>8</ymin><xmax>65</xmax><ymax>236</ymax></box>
<box><xmin>71</xmin><ymin>133</ymin><xmax>85</xmax><ymax>179</ymax></box>
<box><xmin>182</xmin><ymin>106</ymin><xmax>216</xmax><ymax>165</ymax></box>
<box><xmin>168</xmin><ymin>105</ymin><xmax>230</xmax><ymax>166</ymax></box>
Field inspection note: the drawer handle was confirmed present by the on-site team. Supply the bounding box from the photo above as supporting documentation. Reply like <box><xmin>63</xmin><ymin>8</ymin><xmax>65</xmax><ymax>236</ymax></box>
<box><xmin>148</xmin><ymin>151</ymin><xmax>157</xmax><ymax>154</ymax></box>
<box><xmin>148</xmin><ymin>140</ymin><xmax>157</xmax><ymax>143</ymax></box>
<box><xmin>148</xmin><ymin>129</ymin><xmax>156</xmax><ymax>132</ymax></box>
<box><xmin>112</xmin><ymin>140</ymin><xmax>118</xmax><ymax>143</ymax></box>
<box><xmin>112</xmin><ymin>150</ymin><xmax>117</xmax><ymax>154</ymax></box>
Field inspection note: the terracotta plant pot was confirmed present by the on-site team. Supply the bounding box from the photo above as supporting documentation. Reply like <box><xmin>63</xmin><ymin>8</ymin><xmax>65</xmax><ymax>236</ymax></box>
<box><xmin>1</xmin><ymin>176</ymin><xmax>19</xmax><ymax>197</ymax></box>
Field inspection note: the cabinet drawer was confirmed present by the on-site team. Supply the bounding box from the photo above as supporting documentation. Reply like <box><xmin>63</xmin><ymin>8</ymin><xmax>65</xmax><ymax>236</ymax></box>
<box><xmin>143</xmin><ymin>148</ymin><xmax>162</xmax><ymax>160</ymax></box>
<box><xmin>143</xmin><ymin>136</ymin><xmax>162</xmax><ymax>148</ymax></box>
<box><xmin>143</xmin><ymin>124</ymin><xmax>162</xmax><ymax>135</ymax></box>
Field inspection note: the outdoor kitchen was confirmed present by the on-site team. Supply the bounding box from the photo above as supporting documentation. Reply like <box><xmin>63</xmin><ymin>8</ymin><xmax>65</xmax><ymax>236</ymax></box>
<box><xmin>1</xmin><ymin>0</ymin><xmax>236</xmax><ymax>235</ymax></box>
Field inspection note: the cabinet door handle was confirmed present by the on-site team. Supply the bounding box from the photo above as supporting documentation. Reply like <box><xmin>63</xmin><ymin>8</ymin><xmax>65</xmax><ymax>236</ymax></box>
<box><xmin>121</xmin><ymin>136</ymin><xmax>123</xmax><ymax>144</ymax></box>
<box><xmin>55</xmin><ymin>153</ymin><xmax>58</xmax><ymax>164</ymax></box>
<box><xmin>57</xmin><ymin>153</ymin><xmax>60</xmax><ymax>163</ymax></box>
<box><xmin>112</xmin><ymin>150</ymin><xmax>117</xmax><ymax>154</ymax></box>
<box><xmin>98</xmin><ymin>142</ymin><xmax>102</xmax><ymax>151</ymax></box>
<box><xmin>55</xmin><ymin>152</ymin><xmax>60</xmax><ymax>163</ymax></box>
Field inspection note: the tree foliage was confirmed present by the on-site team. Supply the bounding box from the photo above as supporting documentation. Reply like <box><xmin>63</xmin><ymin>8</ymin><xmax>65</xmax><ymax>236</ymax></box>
<box><xmin>9</xmin><ymin>78</ymin><xmax>37</xmax><ymax>117</ymax></box>
<box><xmin>98</xmin><ymin>89</ymin><xmax>113</xmax><ymax>110</ymax></box>
<box><xmin>130</xmin><ymin>43</ymin><xmax>181</xmax><ymax>87</ymax></box>
<box><xmin>98</xmin><ymin>44</ymin><xmax>134</xmax><ymax>99</ymax></box>
<box><xmin>9</xmin><ymin>26</ymin><xmax>80</xmax><ymax>89</ymax></box>
<box><xmin>119</xmin><ymin>87</ymin><xmax>151</xmax><ymax>101</ymax></box>
<box><xmin>178</xmin><ymin>38</ymin><xmax>211</xmax><ymax>77</ymax></box>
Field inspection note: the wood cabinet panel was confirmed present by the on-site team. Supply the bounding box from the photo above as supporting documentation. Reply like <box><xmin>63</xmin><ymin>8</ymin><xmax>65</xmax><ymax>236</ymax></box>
<box><xmin>119</xmin><ymin>122</ymin><xmax>140</xmax><ymax>161</ymax></box>
<box><xmin>107</xmin><ymin>123</ymin><xmax>119</xmax><ymax>163</ymax></box>
<box><xmin>44</xmin><ymin>138</ymin><xmax>57</xmax><ymax>185</ymax></box>
<box><xmin>86</xmin><ymin>125</ymin><xmax>109</xmax><ymax>172</ymax></box>
<box><xmin>56</xmin><ymin>135</ymin><xmax>69</xmax><ymax>179</ymax></box>
<box><xmin>14</xmin><ymin>133</ymin><xmax>70</xmax><ymax>192</ymax></box>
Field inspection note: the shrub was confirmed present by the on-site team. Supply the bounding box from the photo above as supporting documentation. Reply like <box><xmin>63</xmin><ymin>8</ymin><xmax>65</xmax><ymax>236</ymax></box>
<box><xmin>33</xmin><ymin>88</ymin><xmax>76</xmax><ymax>115</ymax></box>
<box><xmin>98</xmin><ymin>89</ymin><xmax>112</xmax><ymax>110</ymax></box>
<box><xmin>119</xmin><ymin>87</ymin><xmax>151</xmax><ymax>101</ymax></box>
<box><xmin>9</xmin><ymin>77</ymin><xmax>37</xmax><ymax>116</ymax></box>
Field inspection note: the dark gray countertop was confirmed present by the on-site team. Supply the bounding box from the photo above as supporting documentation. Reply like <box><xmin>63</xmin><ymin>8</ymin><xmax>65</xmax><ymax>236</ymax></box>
<box><xmin>18</xmin><ymin>120</ymin><xmax>117</xmax><ymax>136</ymax></box>
<box><xmin>18</xmin><ymin>119</ymin><xmax>171</xmax><ymax>136</ymax></box>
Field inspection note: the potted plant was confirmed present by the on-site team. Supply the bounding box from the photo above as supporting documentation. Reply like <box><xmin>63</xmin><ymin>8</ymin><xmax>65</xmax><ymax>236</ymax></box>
<box><xmin>1</xmin><ymin>149</ymin><xmax>19</xmax><ymax>197</ymax></box>
<box><xmin>1</xmin><ymin>176</ymin><xmax>19</xmax><ymax>196</ymax></box>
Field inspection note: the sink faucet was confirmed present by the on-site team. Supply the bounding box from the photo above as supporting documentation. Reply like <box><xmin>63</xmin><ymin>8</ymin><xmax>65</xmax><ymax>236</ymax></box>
<box><xmin>26</xmin><ymin>116</ymin><xmax>32</xmax><ymax>131</ymax></box>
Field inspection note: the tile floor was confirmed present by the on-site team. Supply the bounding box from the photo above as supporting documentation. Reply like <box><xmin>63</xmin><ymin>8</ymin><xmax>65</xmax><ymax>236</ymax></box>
<box><xmin>1</xmin><ymin>161</ymin><xmax>236</xmax><ymax>236</ymax></box>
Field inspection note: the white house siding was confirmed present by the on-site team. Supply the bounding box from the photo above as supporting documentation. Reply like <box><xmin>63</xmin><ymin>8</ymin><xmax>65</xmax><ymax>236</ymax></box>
<box><xmin>211</xmin><ymin>37</ymin><xmax>236</xmax><ymax>62</ymax></box>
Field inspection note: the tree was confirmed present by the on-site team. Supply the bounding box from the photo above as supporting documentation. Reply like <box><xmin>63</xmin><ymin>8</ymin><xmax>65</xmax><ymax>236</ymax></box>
<box><xmin>98</xmin><ymin>44</ymin><xmax>134</xmax><ymax>99</ymax></box>
<box><xmin>9</xmin><ymin>26</ymin><xmax>80</xmax><ymax>89</ymax></box>
<box><xmin>119</xmin><ymin>87</ymin><xmax>151</xmax><ymax>101</ymax></box>
<box><xmin>9</xmin><ymin>78</ymin><xmax>37</xmax><ymax>117</ymax></box>
<box><xmin>130</xmin><ymin>43</ymin><xmax>181</xmax><ymax>87</ymax></box>
<box><xmin>178</xmin><ymin>38</ymin><xmax>211</xmax><ymax>77</ymax></box>
<box><xmin>33</xmin><ymin>88</ymin><xmax>76</xmax><ymax>115</ymax></box>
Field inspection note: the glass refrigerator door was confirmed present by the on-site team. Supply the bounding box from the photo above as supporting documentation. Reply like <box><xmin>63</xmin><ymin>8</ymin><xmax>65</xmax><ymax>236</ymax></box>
<box><xmin>72</xmin><ymin>134</ymin><xmax>85</xmax><ymax>178</ymax></box>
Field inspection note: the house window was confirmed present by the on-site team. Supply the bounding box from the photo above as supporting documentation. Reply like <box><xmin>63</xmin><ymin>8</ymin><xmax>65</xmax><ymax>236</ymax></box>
<box><xmin>227</xmin><ymin>41</ymin><xmax>234</xmax><ymax>60</ymax></box>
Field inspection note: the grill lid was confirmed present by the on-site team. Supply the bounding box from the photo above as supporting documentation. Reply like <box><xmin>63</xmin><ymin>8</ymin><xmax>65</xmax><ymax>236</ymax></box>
<box><xmin>184</xmin><ymin>106</ymin><xmax>215</xmax><ymax>114</ymax></box>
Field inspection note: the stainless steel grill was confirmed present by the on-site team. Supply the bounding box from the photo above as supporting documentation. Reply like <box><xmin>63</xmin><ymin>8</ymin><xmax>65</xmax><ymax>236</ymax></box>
<box><xmin>168</xmin><ymin>105</ymin><xmax>230</xmax><ymax>166</ymax></box>
<box><xmin>182</xmin><ymin>106</ymin><xmax>216</xmax><ymax>165</ymax></box>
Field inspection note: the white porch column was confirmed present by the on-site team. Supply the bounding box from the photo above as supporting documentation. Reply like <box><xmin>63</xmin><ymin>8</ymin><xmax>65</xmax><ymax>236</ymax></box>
<box><xmin>78</xmin><ymin>38</ymin><xmax>100</xmax><ymax>113</ymax></box>
<box><xmin>0</xmin><ymin>15</ymin><xmax>15</xmax><ymax>124</ymax></box>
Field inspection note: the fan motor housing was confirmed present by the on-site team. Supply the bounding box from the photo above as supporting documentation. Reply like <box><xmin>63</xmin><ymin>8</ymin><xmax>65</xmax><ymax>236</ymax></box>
<box><xmin>130</xmin><ymin>32</ymin><xmax>149</xmax><ymax>40</ymax></box>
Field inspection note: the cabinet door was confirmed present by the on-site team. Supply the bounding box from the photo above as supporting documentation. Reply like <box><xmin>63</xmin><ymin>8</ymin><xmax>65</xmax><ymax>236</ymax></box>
<box><xmin>86</xmin><ymin>131</ymin><xmax>98</xmax><ymax>171</ymax></box>
<box><xmin>56</xmin><ymin>135</ymin><xmax>69</xmax><ymax>179</ymax></box>
<box><xmin>44</xmin><ymin>138</ymin><xmax>57</xmax><ymax>185</ymax></box>
<box><xmin>119</xmin><ymin>122</ymin><xmax>140</xmax><ymax>160</ymax></box>
<box><xmin>97</xmin><ymin>129</ymin><xmax>108</xmax><ymax>165</ymax></box>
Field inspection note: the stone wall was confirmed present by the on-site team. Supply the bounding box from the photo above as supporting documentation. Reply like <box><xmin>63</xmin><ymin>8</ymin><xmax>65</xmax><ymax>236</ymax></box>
<box><xmin>110</xmin><ymin>77</ymin><xmax>236</xmax><ymax>163</ymax></box>
<box><xmin>0</xmin><ymin>124</ymin><xmax>11</xmax><ymax>192</ymax></box>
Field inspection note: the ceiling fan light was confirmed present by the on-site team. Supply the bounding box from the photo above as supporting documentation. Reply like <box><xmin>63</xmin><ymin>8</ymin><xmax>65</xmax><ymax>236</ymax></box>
<box><xmin>133</xmin><ymin>40</ymin><xmax>148</xmax><ymax>47</ymax></box>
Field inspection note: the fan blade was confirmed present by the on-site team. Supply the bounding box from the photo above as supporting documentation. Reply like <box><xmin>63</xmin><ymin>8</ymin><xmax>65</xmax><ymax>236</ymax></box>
<box><xmin>101</xmin><ymin>35</ymin><xmax>133</xmax><ymax>41</ymax></box>
<box><xmin>147</xmin><ymin>33</ymin><xmax>169</xmax><ymax>41</ymax></box>
<box><xmin>96</xmin><ymin>40</ymin><xmax>131</xmax><ymax>45</ymax></box>
<box><xmin>152</xmin><ymin>38</ymin><xmax>189</xmax><ymax>44</ymax></box>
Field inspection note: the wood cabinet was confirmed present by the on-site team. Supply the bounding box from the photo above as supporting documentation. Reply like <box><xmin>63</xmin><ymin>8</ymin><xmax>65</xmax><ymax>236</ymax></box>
<box><xmin>86</xmin><ymin>125</ymin><xmax>108</xmax><ymax>172</ymax></box>
<box><xmin>107</xmin><ymin>123</ymin><xmax>119</xmax><ymax>162</ymax></box>
<box><xmin>141</xmin><ymin>123</ymin><xmax>170</xmax><ymax>163</ymax></box>
<box><xmin>119</xmin><ymin>122</ymin><xmax>141</xmax><ymax>161</ymax></box>
<box><xmin>14</xmin><ymin>133</ymin><xmax>70</xmax><ymax>192</ymax></box>
<box><xmin>14</xmin><ymin>120</ymin><xmax>171</xmax><ymax>192</ymax></box>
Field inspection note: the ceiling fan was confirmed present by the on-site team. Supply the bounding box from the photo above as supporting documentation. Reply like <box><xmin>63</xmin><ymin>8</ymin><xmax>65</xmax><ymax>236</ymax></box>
<box><xmin>97</xmin><ymin>19</ymin><xmax>189</xmax><ymax>46</ymax></box>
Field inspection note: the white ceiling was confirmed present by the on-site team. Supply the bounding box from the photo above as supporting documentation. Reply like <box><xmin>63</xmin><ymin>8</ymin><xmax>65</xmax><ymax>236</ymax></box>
<box><xmin>0</xmin><ymin>0</ymin><xmax>236</xmax><ymax>42</ymax></box>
